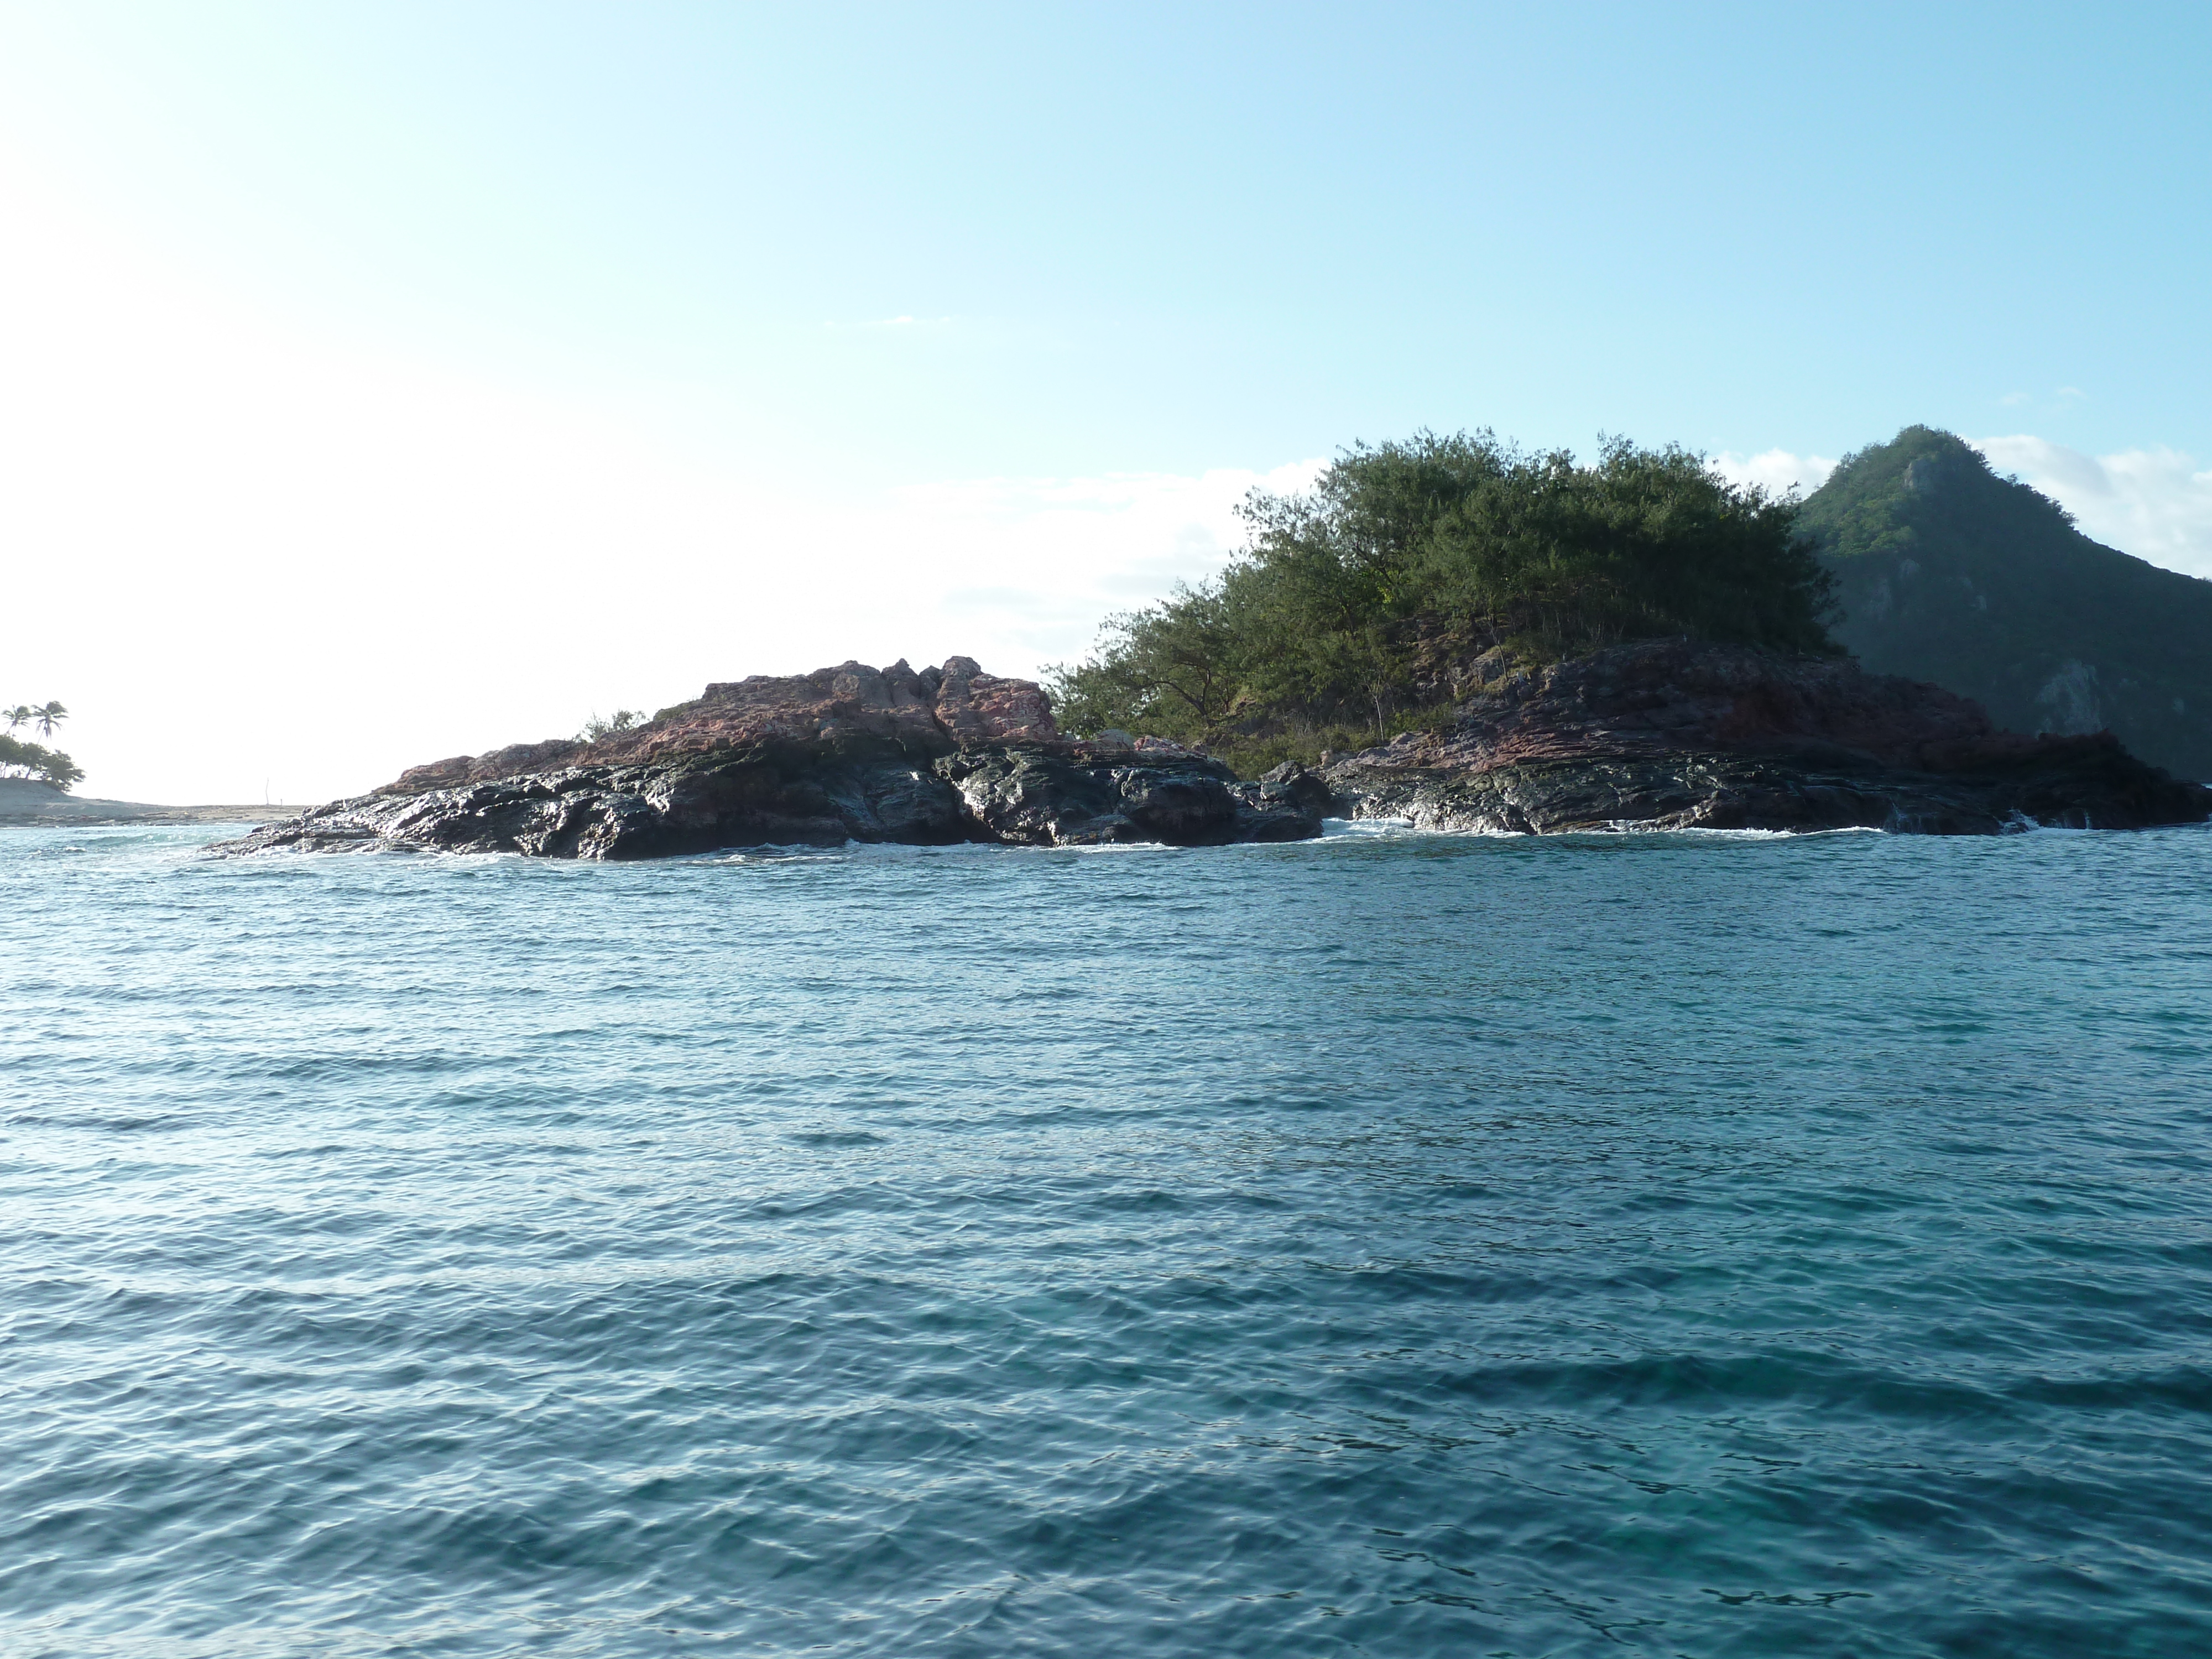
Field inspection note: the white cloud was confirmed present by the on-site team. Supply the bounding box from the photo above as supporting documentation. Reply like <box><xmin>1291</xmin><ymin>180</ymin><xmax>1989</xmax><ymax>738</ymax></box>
<box><xmin>1707</xmin><ymin>448</ymin><xmax>1837</xmax><ymax>499</ymax></box>
<box><xmin>0</xmin><ymin>154</ymin><xmax>1314</xmax><ymax>804</ymax></box>
<box><xmin>1973</xmin><ymin>436</ymin><xmax>2212</xmax><ymax>581</ymax></box>
<box><xmin>1710</xmin><ymin>439</ymin><xmax>2212</xmax><ymax>585</ymax></box>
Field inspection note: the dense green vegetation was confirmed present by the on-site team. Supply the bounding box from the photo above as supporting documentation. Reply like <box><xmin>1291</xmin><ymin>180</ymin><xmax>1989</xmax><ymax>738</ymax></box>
<box><xmin>1</xmin><ymin>701</ymin><xmax>80</xmax><ymax>791</ymax></box>
<box><xmin>1047</xmin><ymin>432</ymin><xmax>1835</xmax><ymax>772</ymax></box>
<box><xmin>1799</xmin><ymin>427</ymin><xmax>2212</xmax><ymax>780</ymax></box>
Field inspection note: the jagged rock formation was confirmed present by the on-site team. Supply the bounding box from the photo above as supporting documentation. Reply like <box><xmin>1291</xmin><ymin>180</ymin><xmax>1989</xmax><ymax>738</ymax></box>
<box><xmin>1314</xmin><ymin>638</ymin><xmax>2211</xmax><ymax>834</ymax></box>
<box><xmin>213</xmin><ymin>658</ymin><xmax>1322</xmax><ymax>858</ymax></box>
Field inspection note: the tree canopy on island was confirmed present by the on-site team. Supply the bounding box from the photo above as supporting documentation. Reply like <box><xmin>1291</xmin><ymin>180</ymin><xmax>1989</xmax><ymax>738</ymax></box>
<box><xmin>1</xmin><ymin>701</ymin><xmax>81</xmax><ymax>791</ymax></box>
<box><xmin>1046</xmin><ymin>432</ymin><xmax>1836</xmax><ymax>770</ymax></box>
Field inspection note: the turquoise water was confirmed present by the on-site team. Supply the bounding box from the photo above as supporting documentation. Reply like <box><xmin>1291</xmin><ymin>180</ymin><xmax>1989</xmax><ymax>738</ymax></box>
<box><xmin>4</xmin><ymin>822</ymin><xmax>2211</xmax><ymax>1657</ymax></box>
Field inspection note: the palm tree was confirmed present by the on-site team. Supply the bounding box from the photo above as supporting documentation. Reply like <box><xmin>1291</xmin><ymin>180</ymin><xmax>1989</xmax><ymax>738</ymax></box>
<box><xmin>3</xmin><ymin>705</ymin><xmax>30</xmax><ymax>734</ymax></box>
<box><xmin>32</xmin><ymin>701</ymin><xmax>66</xmax><ymax>739</ymax></box>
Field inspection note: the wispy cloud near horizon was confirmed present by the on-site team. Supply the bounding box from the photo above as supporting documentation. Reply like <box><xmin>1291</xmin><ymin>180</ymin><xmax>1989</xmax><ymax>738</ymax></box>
<box><xmin>1707</xmin><ymin>448</ymin><xmax>1839</xmax><ymax>499</ymax></box>
<box><xmin>0</xmin><ymin>154</ymin><xmax>1321</xmax><ymax>804</ymax></box>
<box><xmin>1974</xmin><ymin>435</ymin><xmax>2212</xmax><ymax>581</ymax></box>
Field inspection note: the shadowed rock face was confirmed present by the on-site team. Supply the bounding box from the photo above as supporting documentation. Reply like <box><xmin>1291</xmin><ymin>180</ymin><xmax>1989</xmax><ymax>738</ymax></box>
<box><xmin>215</xmin><ymin>659</ymin><xmax>1320</xmax><ymax>858</ymax></box>
<box><xmin>1318</xmin><ymin>638</ymin><xmax>2212</xmax><ymax>834</ymax></box>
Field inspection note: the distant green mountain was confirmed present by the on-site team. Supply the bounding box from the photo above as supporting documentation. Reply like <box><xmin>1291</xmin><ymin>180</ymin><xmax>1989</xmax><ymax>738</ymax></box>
<box><xmin>1797</xmin><ymin>426</ymin><xmax>2212</xmax><ymax>781</ymax></box>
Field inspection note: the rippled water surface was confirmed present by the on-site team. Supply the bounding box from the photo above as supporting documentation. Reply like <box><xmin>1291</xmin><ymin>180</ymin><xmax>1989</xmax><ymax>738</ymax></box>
<box><xmin>6</xmin><ymin>822</ymin><xmax>2212</xmax><ymax>1657</ymax></box>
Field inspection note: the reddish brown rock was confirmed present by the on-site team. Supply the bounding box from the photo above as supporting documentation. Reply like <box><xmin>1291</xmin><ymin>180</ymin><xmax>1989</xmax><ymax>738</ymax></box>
<box><xmin>1322</xmin><ymin>637</ymin><xmax>2211</xmax><ymax>833</ymax></box>
<box><xmin>373</xmin><ymin>658</ymin><xmax>1064</xmax><ymax>795</ymax></box>
<box><xmin>1366</xmin><ymin>640</ymin><xmax>2035</xmax><ymax>778</ymax></box>
<box><xmin>930</xmin><ymin>656</ymin><xmax>1059</xmax><ymax>746</ymax></box>
<box><xmin>591</xmin><ymin>659</ymin><xmax>953</xmax><ymax>768</ymax></box>
<box><xmin>389</xmin><ymin>739</ymin><xmax>587</xmax><ymax>794</ymax></box>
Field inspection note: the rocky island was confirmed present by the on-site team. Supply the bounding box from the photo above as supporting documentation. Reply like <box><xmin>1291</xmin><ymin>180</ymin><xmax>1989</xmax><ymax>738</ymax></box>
<box><xmin>212</xmin><ymin>656</ymin><xmax>1328</xmax><ymax>859</ymax></box>
<box><xmin>210</xmin><ymin>639</ymin><xmax>2206</xmax><ymax>860</ymax></box>
<box><xmin>212</xmin><ymin>427</ymin><xmax>2212</xmax><ymax>860</ymax></box>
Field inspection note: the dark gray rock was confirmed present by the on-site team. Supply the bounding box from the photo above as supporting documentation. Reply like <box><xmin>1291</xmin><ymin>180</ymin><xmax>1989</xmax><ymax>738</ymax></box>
<box><xmin>214</xmin><ymin>654</ymin><xmax>1328</xmax><ymax>860</ymax></box>
<box><xmin>936</xmin><ymin>748</ymin><xmax>1319</xmax><ymax>847</ymax></box>
<box><xmin>215</xmin><ymin>744</ymin><xmax>1324</xmax><ymax>859</ymax></box>
<box><xmin>1253</xmin><ymin>761</ymin><xmax>1336</xmax><ymax>818</ymax></box>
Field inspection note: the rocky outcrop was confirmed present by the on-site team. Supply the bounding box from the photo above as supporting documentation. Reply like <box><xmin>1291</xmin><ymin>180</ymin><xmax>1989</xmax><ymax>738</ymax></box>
<box><xmin>213</xmin><ymin>659</ymin><xmax>1321</xmax><ymax>859</ymax></box>
<box><xmin>211</xmin><ymin>641</ymin><xmax>2209</xmax><ymax>862</ymax></box>
<box><xmin>1317</xmin><ymin>638</ymin><xmax>2212</xmax><ymax>834</ymax></box>
<box><xmin>942</xmin><ymin>746</ymin><xmax>1316</xmax><ymax>847</ymax></box>
<box><xmin>381</xmin><ymin>656</ymin><xmax>1041</xmax><ymax>793</ymax></box>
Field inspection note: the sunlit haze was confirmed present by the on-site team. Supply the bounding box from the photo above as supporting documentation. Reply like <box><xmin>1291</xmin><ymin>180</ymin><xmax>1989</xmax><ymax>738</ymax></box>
<box><xmin>4</xmin><ymin>2</ymin><xmax>2208</xmax><ymax>802</ymax></box>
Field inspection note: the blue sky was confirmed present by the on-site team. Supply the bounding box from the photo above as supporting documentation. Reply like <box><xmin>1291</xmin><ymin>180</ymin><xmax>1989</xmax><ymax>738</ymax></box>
<box><xmin>3</xmin><ymin>2</ymin><xmax>2208</xmax><ymax>799</ymax></box>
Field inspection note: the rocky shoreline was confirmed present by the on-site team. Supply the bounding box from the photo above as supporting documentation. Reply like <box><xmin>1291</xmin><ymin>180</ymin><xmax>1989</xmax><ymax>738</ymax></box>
<box><xmin>213</xmin><ymin>658</ymin><xmax>1326</xmax><ymax>859</ymax></box>
<box><xmin>1316</xmin><ymin>639</ymin><xmax>2212</xmax><ymax>835</ymax></box>
<box><xmin>210</xmin><ymin>643</ymin><xmax>2210</xmax><ymax>860</ymax></box>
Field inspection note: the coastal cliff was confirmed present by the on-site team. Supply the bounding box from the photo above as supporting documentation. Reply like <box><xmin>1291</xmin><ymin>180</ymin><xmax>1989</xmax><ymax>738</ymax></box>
<box><xmin>210</xmin><ymin>641</ymin><xmax>2209</xmax><ymax>861</ymax></box>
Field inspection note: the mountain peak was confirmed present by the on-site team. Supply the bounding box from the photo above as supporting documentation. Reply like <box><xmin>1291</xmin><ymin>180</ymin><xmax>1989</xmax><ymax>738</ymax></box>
<box><xmin>1822</xmin><ymin>426</ymin><xmax>2064</xmax><ymax>520</ymax></box>
<box><xmin>1797</xmin><ymin>426</ymin><xmax>2212</xmax><ymax>778</ymax></box>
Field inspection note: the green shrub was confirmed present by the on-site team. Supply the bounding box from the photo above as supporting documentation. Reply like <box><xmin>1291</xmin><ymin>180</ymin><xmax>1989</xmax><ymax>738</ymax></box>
<box><xmin>1047</xmin><ymin>431</ymin><xmax>1835</xmax><ymax>754</ymax></box>
<box><xmin>0</xmin><ymin>734</ymin><xmax>84</xmax><ymax>791</ymax></box>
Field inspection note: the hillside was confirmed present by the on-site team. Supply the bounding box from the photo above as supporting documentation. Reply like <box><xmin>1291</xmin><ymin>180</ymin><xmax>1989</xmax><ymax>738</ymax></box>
<box><xmin>1798</xmin><ymin>427</ymin><xmax>2212</xmax><ymax>780</ymax></box>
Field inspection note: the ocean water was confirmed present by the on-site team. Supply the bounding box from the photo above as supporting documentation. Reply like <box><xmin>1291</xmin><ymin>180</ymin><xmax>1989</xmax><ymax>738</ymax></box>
<box><xmin>4</xmin><ymin>822</ymin><xmax>2211</xmax><ymax>1658</ymax></box>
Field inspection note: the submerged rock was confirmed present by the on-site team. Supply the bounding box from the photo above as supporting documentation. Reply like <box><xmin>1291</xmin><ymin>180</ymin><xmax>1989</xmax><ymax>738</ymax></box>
<box><xmin>1319</xmin><ymin>638</ymin><xmax>2212</xmax><ymax>834</ymax></box>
